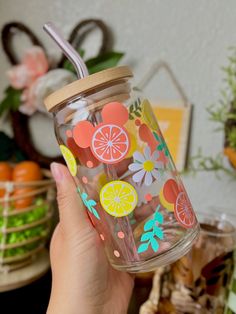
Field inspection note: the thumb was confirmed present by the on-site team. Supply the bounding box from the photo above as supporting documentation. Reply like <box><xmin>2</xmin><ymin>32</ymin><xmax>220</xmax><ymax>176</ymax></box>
<box><xmin>50</xmin><ymin>162</ymin><xmax>92</xmax><ymax>233</ymax></box>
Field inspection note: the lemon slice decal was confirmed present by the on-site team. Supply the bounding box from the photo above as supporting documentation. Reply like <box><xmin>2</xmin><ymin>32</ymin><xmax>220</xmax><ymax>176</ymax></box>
<box><xmin>142</xmin><ymin>99</ymin><xmax>158</xmax><ymax>130</ymax></box>
<box><xmin>60</xmin><ymin>145</ymin><xmax>77</xmax><ymax>177</ymax></box>
<box><xmin>159</xmin><ymin>188</ymin><xmax>174</xmax><ymax>211</ymax></box>
<box><xmin>100</xmin><ymin>181</ymin><xmax>138</xmax><ymax>217</ymax></box>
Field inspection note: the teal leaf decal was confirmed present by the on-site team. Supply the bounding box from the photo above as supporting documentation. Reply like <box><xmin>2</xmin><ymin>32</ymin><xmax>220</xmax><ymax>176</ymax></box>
<box><xmin>153</xmin><ymin>131</ymin><xmax>169</xmax><ymax>157</ymax></box>
<box><xmin>154</xmin><ymin>210</ymin><xmax>164</xmax><ymax>224</ymax></box>
<box><xmin>137</xmin><ymin>242</ymin><xmax>149</xmax><ymax>254</ymax></box>
<box><xmin>150</xmin><ymin>238</ymin><xmax>159</xmax><ymax>252</ymax></box>
<box><xmin>144</xmin><ymin>219</ymin><xmax>155</xmax><ymax>231</ymax></box>
<box><xmin>154</xmin><ymin>226</ymin><xmax>164</xmax><ymax>239</ymax></box>
<box><xmin>137</xmin><ymin>205</ymin><xmax>164</xmax><ymax>254</ymax></box>
<box><xmin>77</xmin><ymin>188</ymin><xmax>100</xmax><ymax>220</ymax></box>
<box><xmin>141</xmin><ymin>232</ymin><xmax>153</xmax><ymax>241</ymax></box>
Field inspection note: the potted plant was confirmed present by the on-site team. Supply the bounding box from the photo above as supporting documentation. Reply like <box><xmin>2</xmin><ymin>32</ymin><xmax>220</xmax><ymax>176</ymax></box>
<box><xmin>208</xmin><ymin>47</ymin><xmax>236</xmax><ymax>169</ymax></box>
<box><xmin>190</xmin><ymin>47</ymin><xmax>236</xmax><ymax>178</ymax></box>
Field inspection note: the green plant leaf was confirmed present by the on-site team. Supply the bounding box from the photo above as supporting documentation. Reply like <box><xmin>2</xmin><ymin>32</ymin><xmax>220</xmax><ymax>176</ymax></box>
<box><xmin>86</xmin><ymin>52</ymin><xmax>124</xmax><ymax>74</ymax></box>
<box><xmin>62</xmin><ymin>49</ymin><xmax>85</xmax><ymax>73</ymax></box>
<box><xmin>0</xmin><ymin>86</ymin><xmax>22</xmax><ymax>116</ymax></box>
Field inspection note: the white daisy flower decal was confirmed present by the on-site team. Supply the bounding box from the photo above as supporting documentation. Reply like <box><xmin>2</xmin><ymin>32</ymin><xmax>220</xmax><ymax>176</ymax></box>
<box><xmin>128</xmin><ymin>146</ymin><xmax>164</xmax><ymax>186</ymax></box>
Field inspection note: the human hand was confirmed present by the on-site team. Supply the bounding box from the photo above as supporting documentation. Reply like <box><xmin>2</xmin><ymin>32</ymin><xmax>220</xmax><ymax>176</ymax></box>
<box><xmin>47</xmin><ymin>163</ymin><xmax>134</xmax><ymax>314</ymax></box>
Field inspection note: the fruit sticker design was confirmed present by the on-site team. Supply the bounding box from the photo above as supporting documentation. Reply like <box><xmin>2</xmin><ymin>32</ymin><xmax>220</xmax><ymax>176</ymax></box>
<box><xmin>138</xmin><ymin>205</ymin><xmax>164</xmax><ymax>254</ymax></box>
<box><xmin>66</xmin><ymin>134</ymin><xmax>99</xmax><ymax>168</ymax></box>
<box><xmin>153</xmin><ymin>131</ymin><xmax>170</xmax><ymax>157</ymax></box>
<box><xmin>128</xmin><ymin>146</ymin><xmax>164</xmax><ymax>186</ymax></box>
<box><xmin>72</xmin><ymin>102</ymin><xmax>130</xmax><ymax>165</ymax></box>
<box><xmin>100</xmin><ymin>180</ymin><xmax>138</xmax><ymax>217</ymax></box>
<box><xmin>163</xmin><ymin>179</ymin><xmax>179</xmax><ymax>203</ymax></box>
<box><xmin>159</xmin><ymin>179</ymin><xmax>178</xmax><ymax>211</ymax></box>
<box><xmin>174</xmin><ymin>192</ymin><xmax>195</xmax><ymax>229</ymax></box>
<box><xmin>159</xmin><ymin>179</ymin><xmax>195</xmax><ymax>228</ymax></box>
<box><xmin>77</xmin><ymin>187</ymin><xmax>100</xmax><ymax>220</ymax></box>
<box><xmin>128</xmin><ymin>98</ymin><xmax>142</xmax><ymax>120</ymax></box>
<box><xmin>141</xmin><ymin>99</ymin><xmax>159</xmax><ymax>130</ymax></box>
<box><xmin>91</xmin><ymin>124</ymin><xmax>130</xmax><ymax>164</ymax></box>
<box><xmin>159</xmin><ymin>187</ymin><xmax>174</xmax><ymax>211</ymax></box>
<box><xmin>60</xmin><ymin>145</ymin><xmax>77</xmax><ymax>176</ymax></box>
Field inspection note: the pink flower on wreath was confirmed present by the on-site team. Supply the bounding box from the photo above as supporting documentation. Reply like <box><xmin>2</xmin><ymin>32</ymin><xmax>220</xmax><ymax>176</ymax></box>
<box><xmin>7</xmin><ymin>46</ymin><xmax>48</xmax><ymax>89</ymax></box>
<box><xmin>6</xmin><ymin>46</ymin><xmax>49</xmax><ymax>115</ymax></box>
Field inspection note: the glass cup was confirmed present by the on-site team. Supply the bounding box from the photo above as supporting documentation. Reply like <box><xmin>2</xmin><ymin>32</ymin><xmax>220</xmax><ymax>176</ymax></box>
<box><xmin>44</xmin><ymin>66</ymin><xmax>200</xmax><ymax>273</ymax></box>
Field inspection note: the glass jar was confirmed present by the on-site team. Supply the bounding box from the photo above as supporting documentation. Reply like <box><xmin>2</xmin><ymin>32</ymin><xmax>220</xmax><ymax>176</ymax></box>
<box><xmin>151</xmin><ymin>212</ymin><xmax>236</xmax><ymax>313</ymax></box>
<box><xmin>44</xmin><ymin>66</ymin><xmax>200</xmax><ymax>273</ymax></box>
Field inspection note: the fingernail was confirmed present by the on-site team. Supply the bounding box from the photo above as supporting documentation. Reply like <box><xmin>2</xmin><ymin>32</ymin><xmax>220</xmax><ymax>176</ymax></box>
<box><xmin>50</xmin><ymin>162</ymin><xmax>63</xmax><ymax>182</ymax></box>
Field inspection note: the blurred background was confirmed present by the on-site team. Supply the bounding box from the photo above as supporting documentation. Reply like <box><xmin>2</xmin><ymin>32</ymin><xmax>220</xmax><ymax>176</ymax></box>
<box><xmin>0</xmin><ymin>1</ymin><xmax>236</xmax><ymax>313</ymax></box>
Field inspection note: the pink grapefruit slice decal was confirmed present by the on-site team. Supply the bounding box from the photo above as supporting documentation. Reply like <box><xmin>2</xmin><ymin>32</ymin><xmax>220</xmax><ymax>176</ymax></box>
<box><xmin>91</xmin><ymin>124</ymin><xmax>130</xmax><ymax>164</ymax></box>
<box><xmin>174</xmin><ymin>192</ymin><xmax>195</xmax><ymax>229</ymax></box>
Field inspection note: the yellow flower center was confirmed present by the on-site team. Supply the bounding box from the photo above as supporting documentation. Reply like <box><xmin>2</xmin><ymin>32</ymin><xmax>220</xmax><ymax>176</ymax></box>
<box><xmin>143</xmin><ymin>160</ymin><xmax>154</xmax><ymax>172</ymax></box>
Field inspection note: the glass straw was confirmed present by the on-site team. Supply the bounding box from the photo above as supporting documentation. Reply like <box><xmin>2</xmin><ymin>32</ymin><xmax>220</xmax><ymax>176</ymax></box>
<box><xmin>43</xmin><ymin>22</ymin><xmax>89</xmax><ymax>79</ymax></box>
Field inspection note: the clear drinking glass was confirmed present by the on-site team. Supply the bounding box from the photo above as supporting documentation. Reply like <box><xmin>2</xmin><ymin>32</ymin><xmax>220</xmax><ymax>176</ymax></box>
<box><xmin>44</xmin><ymin>66</ymin><xmax>200</xmax><ymax>273</ymax></box>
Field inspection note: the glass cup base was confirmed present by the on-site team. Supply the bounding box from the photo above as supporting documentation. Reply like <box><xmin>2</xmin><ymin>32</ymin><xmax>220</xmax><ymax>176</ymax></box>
<box><xmin>111</xmin><ymin>224</ymin><xmax>200</xmax><ymax>273</ymax></box>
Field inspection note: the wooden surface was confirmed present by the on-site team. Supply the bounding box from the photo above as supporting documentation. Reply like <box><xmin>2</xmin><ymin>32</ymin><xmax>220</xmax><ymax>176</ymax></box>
<box><xmin>0</xmin><ymin>249</ymin><xmax>50</xmax><ymax>292</ymax></box>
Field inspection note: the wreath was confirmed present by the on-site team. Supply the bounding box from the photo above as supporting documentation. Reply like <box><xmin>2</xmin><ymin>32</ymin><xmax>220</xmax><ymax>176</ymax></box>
<box><xmin>0</xmin><ymin>19</ymin><xmax>124</xmax><ymax>168</ymax></box>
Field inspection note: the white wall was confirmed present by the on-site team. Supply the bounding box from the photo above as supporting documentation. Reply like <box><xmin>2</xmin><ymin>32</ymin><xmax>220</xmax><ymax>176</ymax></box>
<box><xmin>0</xmin><ymin>0</ymin><xmax>236</xmax><ymax>214</ymax></box>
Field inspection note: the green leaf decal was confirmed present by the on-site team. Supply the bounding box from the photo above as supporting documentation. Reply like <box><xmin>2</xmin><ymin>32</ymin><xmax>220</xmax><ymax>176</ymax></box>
<box><xmin>153</xmin><ymin>131</ymin><xmax>169</xmax><ymax>156</ymax></box>
<box><xmin>141</xmin><ymin>232</ymin><xmax>153</xmax><ymax>241</ymax></box>
<box><xmin>154</xmin><ymin>208</ymin><xmax>164</xmax><ymax>223</ymax></box>
<box><xmin>137</xmin><ymin>242</ymin><xmax>149</xmax><ymax>254</ymax></box>
<box><xmin>144</xmin><ymin>219</ymin><xmax>154</xmax><ymax>231</ymax></box>
<box><xmin>137</xmin><ymin>206</ymin><xmax>164</xmax><ymax>254</ymax></box>
<box><xmin>77</xmin><ymin>188</ymin><xmax>100</xmax><ymax>220</ymax></box>
<box><xmin>150</xmin><ymin>238</ymin><xmax>159</xmax><ymax>252</ymax></box>
<box><xmin>129</xmin><ymin>98</ymin><xmax>142</xmax><ymax>120</ymax></box>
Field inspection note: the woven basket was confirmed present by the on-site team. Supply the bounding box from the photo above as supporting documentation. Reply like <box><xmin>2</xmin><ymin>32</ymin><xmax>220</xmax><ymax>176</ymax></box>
<box><xmin>0</xmin><ymin>169</ymin><xmax>55</xmax><ymax>272</ymax></box>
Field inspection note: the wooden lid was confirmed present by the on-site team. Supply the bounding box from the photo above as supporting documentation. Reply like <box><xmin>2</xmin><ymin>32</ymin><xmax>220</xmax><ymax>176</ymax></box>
<box><xmin>44</xmin><ymin>66</ymin><xmax>133</xmax><ymax>112</ymax></box>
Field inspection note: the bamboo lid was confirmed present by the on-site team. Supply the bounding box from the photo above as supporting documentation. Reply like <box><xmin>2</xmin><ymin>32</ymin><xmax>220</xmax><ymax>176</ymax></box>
<box><xmin>44</xmin><ymin>66</ymin><xmax>133</xmax><ymax>112</ymax></box>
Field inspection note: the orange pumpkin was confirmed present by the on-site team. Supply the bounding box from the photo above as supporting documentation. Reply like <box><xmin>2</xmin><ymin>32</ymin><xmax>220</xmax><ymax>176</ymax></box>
<box><xmin>13</xmin><ymin>161</ymin><xmax>42</xmax><ymax>209</ymax></box>
<box><xmin>0</xmin><ymin>162</ymin><xmax>12</xmax><ymax>197</ymax></box>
